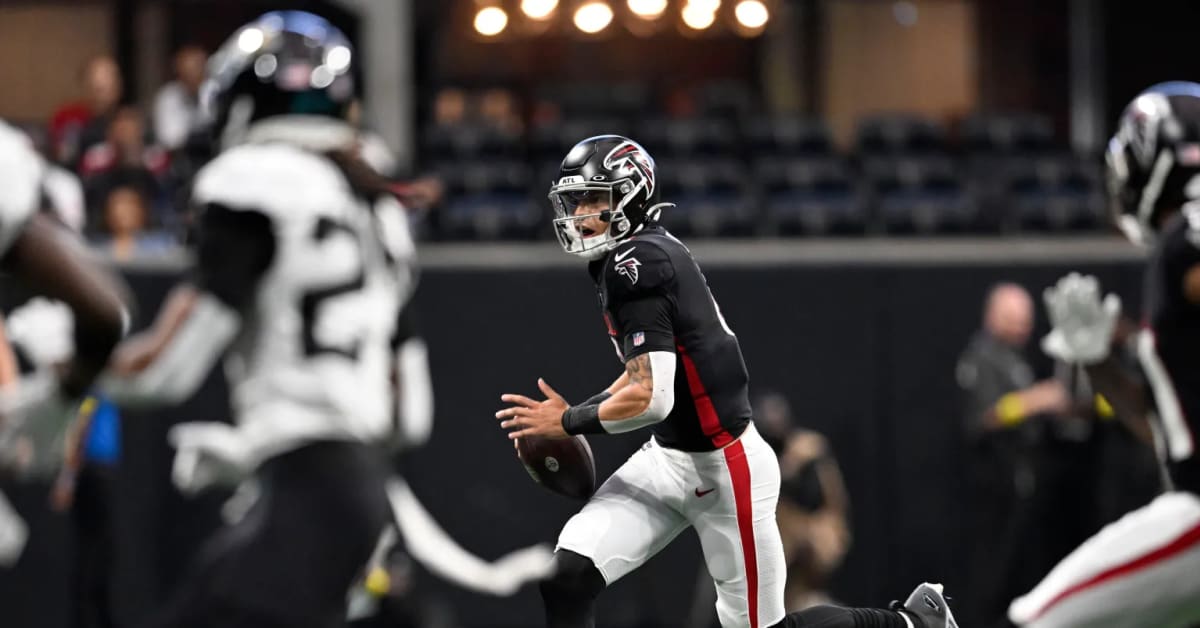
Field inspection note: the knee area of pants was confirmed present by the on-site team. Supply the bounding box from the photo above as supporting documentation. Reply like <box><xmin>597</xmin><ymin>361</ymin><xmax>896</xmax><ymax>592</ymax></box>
<box><xmin>541</xmin><ymin>551</ymin><xmax>603</xmax><ymax>598</ymax></box>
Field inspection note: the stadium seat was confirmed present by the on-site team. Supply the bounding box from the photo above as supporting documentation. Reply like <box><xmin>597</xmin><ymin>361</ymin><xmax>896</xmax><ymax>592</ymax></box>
<box><xmin>962</xmin><ymin>112</ymin><xmax>1055</xmax><ymax>155</ymax></box>
<box><xmin>438</xmin><ymin>161</ymin><xmax>540</xmax><ymax>240</ymax></box>
<box><xmin>855</xmin><ymin>114</ymin><xmax>947</xmax><ymax>155</ymax></box>
<box><xmin>422</xmin><ymin>122</ymin><xmax>523</xmax><ymax>160</ymax></box>
<box><xmin>1002</xmin><ymin>154</ymin><xmax>1105</xmax><ymax>232</ymax></box>
<box><xmin>636</xmin><ymin>117</ymin><xmax>738</xmax><ymax>160</ymax></box>
<box><xmin>755</xmin><ymin>157</ymin><xmax>868</xmax><ymax>236</ymax></box>
<box><xmin>741</xmin><ymin>115</ymin><xmax>833</xmax><ymax>157</ymax></box>
<box><xmin>864</xmin><ymin>155</ymin><xmax>978</xmax><ymax>234</ymax></box>
<box><xmin>656</xmin><ymin>158</ymin><xmax>757</xmax><ymax>237</ymax></box>
<box><xmin>530</xmin><ymin>116</ymin><xmax>633</xmax><ymax>163</ymax></box>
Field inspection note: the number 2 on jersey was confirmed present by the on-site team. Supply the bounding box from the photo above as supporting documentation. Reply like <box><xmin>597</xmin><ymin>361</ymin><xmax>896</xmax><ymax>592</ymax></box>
<box><xmin>300</xmin><ymin>217</ymin><xmax>366</xmax><ymax>359</ymax></box>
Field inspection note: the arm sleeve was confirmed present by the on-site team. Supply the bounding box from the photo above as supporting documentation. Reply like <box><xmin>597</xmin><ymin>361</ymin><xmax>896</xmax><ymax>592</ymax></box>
<box><xmin>191</xmin><ymin>203</ymin><xmax>277</xmax><ymax>310</ymax></box>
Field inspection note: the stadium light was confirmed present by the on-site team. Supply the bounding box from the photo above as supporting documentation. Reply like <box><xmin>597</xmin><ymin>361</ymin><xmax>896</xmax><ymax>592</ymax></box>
<box><xmin>521</xmin><ymin>0</ymin><xmax>559</xmax><ymax>20</ymax></box>
<box><xmin>574</xmin><ymin>2</ymin><xmax>614</xmax><ymax>34</ymax></box>
<box><xmin>628</xmin><ymin>0</ymin><xmax>668</xmax><ymax>19</ymax></box>
<box><xmin>681</xmin><ymin>3</ymin><xmax>716</xmax><ymax>30</ymax></box>
<box><xmin>688</xmin><ymin>0</ymin><xmax>721</xmax><ymax>13</ymax></box>
<box><xmin>474</xmin><ymin>6</ymin><xmax>509</xmax><ymax>36</ymax></box>
<box><xmin>734</xmin><ymin>0</ymin><xmax>769</xmax><ymax>29</ymax></box>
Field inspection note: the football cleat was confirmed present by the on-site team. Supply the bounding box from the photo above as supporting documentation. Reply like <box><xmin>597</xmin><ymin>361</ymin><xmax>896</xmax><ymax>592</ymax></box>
<box><xmin>891</xmin><ymin>582</ymin><xmax>959</xmax><ymax>628</ymax></box>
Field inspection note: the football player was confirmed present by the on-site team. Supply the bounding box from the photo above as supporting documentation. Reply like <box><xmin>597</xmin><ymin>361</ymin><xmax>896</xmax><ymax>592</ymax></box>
<box><xmin>1009</xmin><ymin>82</ymin><xmax>1200</xmax><ymax>628</ymax></box>
<box><xmin>0</xmin><ymin>120</ymin><xmax>129</xmax><ymax>467</ymax></box>
<box><xmin>97</xmin><ymin>12</ymin><xmax>407</xmax><ymax>628</ymax></box>
<box><xmin>497</xmin><ymin>135</ymin><xmax>958</xmax><ymax>628</ymax></box>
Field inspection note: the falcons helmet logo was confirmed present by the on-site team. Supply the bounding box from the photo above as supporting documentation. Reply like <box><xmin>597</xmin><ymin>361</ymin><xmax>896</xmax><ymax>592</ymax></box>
<box><xmin>603</xmin><ymin>141</ymin><xmax>655</xmax><ymax>207</ymax></box>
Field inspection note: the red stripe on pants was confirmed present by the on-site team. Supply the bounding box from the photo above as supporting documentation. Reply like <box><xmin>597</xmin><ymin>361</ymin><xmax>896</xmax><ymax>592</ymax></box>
<box><xmin>1031</xmin><ymin>519</ymin><xmax>1200</xmax><ymax>621</ymax></box>
<box><xmin>677</xmin><ymin>344</ymin><xmax>733</xmax><ymax>448</ymax></box>
<box><xmin>724</xmin><ymin>439</ymin><xmax>758</xmax><ymax>628</ymax></box>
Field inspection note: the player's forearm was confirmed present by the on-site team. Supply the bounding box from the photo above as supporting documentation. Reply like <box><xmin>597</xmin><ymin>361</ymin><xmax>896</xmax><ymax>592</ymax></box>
<box><xmin>604</xmin><ymin>371</ymin><xmax>630</xmax><ymax>395</ymax></box>
<box><xmin>99</xmin><ymin>289</ymin><xmax>239</xmax><ymax>405</ymax></box>
<box><xmin>597</xmin><ymin>383</ymin><xmax>653</xmax><ymax>422</ymax></box>
<box><xmin>1085</xmin><ymin>358</ymin><xmax>1155</xmax><ymax>447</ymax></box>
<box><xmin>562</xmin><ymin>352</ymin><xmax>676</xmax><ymax>435</ymax></box>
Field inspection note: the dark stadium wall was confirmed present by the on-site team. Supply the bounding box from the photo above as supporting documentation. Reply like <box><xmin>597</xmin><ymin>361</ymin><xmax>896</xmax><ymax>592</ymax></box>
<box><xmin>0</xmin><ymin>259</ymin><xmax>1145</xmax><ymax>628</ymax></box>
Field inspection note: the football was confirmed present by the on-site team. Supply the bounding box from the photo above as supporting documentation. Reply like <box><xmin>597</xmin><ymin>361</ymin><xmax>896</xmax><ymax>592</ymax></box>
<box><xmin>516</xmin><ymin>435</ymin><xmax>597</xmax><ymax>500</ymax></box>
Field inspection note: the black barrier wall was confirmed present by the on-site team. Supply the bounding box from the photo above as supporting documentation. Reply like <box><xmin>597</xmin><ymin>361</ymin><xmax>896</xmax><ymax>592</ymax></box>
<box><xmin>0</xmin><ymin>257</ymin><xmax>1147</xmax><ymax>628</ymax></box>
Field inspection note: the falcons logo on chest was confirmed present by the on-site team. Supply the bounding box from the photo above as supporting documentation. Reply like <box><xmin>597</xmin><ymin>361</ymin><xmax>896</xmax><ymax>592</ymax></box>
<box><xmin>614</xmin><ymin>248</ymin><xmax>642</xmax><ymax>285</ymax></box>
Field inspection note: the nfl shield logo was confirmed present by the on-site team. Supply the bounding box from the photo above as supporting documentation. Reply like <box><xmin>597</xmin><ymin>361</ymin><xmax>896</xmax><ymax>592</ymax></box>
<box><xmin>632</xmin><ymin>332</ymin><xmax>645</xmax><ymax>347</ymax></box>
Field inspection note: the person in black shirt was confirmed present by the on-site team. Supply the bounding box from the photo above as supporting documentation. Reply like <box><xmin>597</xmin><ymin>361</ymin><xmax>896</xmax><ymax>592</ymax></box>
<box><xmin>1009</xmin><ymin>82</ymin><xmax>1200</xmax><ymax>627</ymax></box>
<box><xmin>497</xmin><ymin>135</ymin><xmax>958</xmax><ymax>628</ymax></box>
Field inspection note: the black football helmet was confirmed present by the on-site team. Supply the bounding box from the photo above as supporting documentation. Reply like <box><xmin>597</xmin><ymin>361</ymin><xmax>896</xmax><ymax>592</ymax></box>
<box><xmin>201</xmin><ymin>11</ymin><xmax>356</xmax><ymax>148</ymax></box>
<box><xmin>1107</xmin><ymin>81</ymin><xmax>1200</xmax><ymax>245</ymax></box>
<box><xmin>549</xmin><ymin>135</ymin><xmax>670</xmax><ymax>259</ymax></box>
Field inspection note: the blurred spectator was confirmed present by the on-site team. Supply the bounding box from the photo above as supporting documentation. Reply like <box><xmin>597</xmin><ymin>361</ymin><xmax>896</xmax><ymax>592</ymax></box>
<box><xmin>48</xmin><ymin>56</ymin><xmax>123</xmax><ymax>167</ymax></box>
<box><xmin>96</xmin><ymin>186</ymin><xmax>174</xmax><ymax>260</ymax></box>
<box><xmin>955</xmin><ymin>283</ymin><xmax>1070</xmax><ymax>628</ymax></box>
<box><xmin>479</xmin><ymin>88</ymin><xmax>523</xmax><ymax>134</ymax></box>
<box><xmin>153</xmin><ymin>45</ymin><xmax>208</xmax><ymax>151</ymax></box>
<box><xmin>756</xmin><ymin>393</ymin><xmax>850</xmax><ymax>612</ymax></box>
<box><xmin>80</xmin><ymin>107</ymin><xmax>172</xmax><ymax>229</ymax></box>
<box><xmin>433</xmin><ymin>88</ymin><xmax>468</xmax><ymax>126</ymax></box>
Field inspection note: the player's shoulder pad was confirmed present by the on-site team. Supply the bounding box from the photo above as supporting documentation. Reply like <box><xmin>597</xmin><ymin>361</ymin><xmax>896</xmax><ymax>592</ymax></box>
<box><xmin>0</xmin><ymin>121</ymin><xmax>45</xmax><ymax>226</ymax></box>
<box><xmin>603</xmin><ymin>237</ymin><xmax>676</xmax><ymax>298</ymax></box>
<box><xmin>192</xmin><ymin>143</ymin><xmax>351</xmax><ymax>221</ymax></box>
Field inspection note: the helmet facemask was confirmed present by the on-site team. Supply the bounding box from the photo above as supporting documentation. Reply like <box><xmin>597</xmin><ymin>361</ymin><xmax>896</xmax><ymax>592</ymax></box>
<box><xmin>550</xmin><ymin>182</ymin><xmax>636</xmax><ymax>260</ymax></box>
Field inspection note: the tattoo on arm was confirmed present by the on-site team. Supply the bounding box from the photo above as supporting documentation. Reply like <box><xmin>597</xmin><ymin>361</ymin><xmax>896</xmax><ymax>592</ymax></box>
<box><xmin>625</xmin><ymin>354</ymin><xmax>653</xmax><ymax>391</ymax></box>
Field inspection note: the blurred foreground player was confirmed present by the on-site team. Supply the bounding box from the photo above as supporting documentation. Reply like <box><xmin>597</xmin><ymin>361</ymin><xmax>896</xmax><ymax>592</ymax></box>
<box><xmin>0</xmin><ymin>120</ymin><xmax>129</xmax><ymax>470</ymax></box>
<box><xmin>496</xmin><ymin>135</ymin><xmax>957</xmax><ymax>628</ymax></box>
<box><xmin>1009</xmin><ymin>82</ymin><xmax>1200</xmax><ymax>628</ymax></box>
<box><xmin>99</xmin><ymin>13</ymin><xmax>408</xmax><ymax>628</ymax></box>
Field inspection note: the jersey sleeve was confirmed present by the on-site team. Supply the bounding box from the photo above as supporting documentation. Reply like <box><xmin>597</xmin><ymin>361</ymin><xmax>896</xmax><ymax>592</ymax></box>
<box><xmin>0</xmin><ymin>125</ymin><xmax>45</xmax><ymax>256</ymax></box>
<box><xmin>191</xmin><ymin>203</ymin><xmax>277</xmax><ymax>310</ymax></box>
<box><xmin>604</xmin><ymin>241</ymin><xmax>677</xmax><ymax>359</ymax></box>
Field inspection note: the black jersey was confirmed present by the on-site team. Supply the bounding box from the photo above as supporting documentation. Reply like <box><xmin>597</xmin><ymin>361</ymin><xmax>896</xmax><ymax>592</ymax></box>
<box><xmin>1141</xmin><ymin>212</ymin><xmax>1200</xmax><ymax>493</ymax></box>
<box><xmin>588</xmin><ymin>226</ymin><xmax>751</xmax><ymax>452</ymax></box>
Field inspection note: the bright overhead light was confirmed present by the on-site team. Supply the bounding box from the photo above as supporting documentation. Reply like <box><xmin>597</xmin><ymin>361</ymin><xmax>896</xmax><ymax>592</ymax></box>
<box><xmin>474</xmin><ymin>6</ymin><xmax>509</xmax><ymax>36</ymax></box>
<box><xmin>574</xmin><ymin>2</ymin><xmax>614</xmax><ymax>34</ymax></box>
<box><xmin>324</xmin><ymin>45</ymin><xmax>351</xmax><ymax>73</ymax></box>
<box><xmin>628</xmin><ymin>0</ymin><xmax>668</xmax><ymax>19</ymax></box>
<box><xmin>521</xmin><ymin>0</ymin><xmax>559</xmax><ymax>20</ymax></box>
<box><xmin>681</xmin><ymin>3</ymin><xmax>716</xmax><ymax>30</ymax></box>
<box><xmin>734</xmin><ymin>0</ymin><xmax>769</xmax><ymax>29</ymax></box>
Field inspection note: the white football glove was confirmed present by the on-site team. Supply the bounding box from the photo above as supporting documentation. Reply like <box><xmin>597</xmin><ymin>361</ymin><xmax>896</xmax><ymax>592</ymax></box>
<box><xmin>167</xmin><ymin>422</ymin><xmax>251</xmax><ymax>496</ymax></box>
<box><xmin>1041</xmin><ymin>272</ymin><xmax>1121</xmax><ymax>365</ymax></box>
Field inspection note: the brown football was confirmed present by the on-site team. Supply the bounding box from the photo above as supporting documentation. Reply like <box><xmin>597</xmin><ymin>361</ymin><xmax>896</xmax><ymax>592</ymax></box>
<box><xmin>516</xmin><ymin>435</ymin><xmax>597</xmax><ymax>500</ymax></box>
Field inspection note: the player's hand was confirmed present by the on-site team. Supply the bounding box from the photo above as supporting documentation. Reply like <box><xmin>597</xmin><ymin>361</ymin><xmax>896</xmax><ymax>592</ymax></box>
<box><xmin>168</xmin><ymin>422</ymin><xmax>250</xmax><ymax>495</ymax></box>
<box><xmin>1041</xmin><ymin>273</ymin><xmax>1121</xmax><ymax>365</ymax></box>
<box><xmin>496</xmin><ymin>378</ymin><xmax>570</xmax><ymax>440</ymax></box>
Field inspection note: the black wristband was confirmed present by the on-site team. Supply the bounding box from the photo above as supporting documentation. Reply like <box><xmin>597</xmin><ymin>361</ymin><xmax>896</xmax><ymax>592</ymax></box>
<box><xmin>582</xmin><ymin>391</ymin><xmax>613</xmax><ymax>407</ymax></box>
<box><xmin>562</xmin><ymin>404</ymin><xmax>605</xmax><ymax>435</ymax></box>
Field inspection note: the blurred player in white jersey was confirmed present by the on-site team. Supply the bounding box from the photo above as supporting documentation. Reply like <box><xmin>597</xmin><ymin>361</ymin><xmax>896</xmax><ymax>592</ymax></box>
<box><xmin>0</xmin><ymin>120</ymin><xmax>129</xmax><ymax>497</ymax></box>
<box><xmin>1009</xmin><ymin>82</ymin><xmax>1200</xmax><ymax>628</ymax></box>
<box><xmin>98</xmin><ymin>12</ymin><xmax>411</xmax><ymax>628</ymax></box>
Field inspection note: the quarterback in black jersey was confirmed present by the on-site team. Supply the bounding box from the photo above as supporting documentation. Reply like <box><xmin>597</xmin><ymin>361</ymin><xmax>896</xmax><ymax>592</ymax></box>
<box><xmin>1009</xmin><ymin>83</ymin><xmax>1200</xmax><ymax>627</ymax></box>
<box><xmin>497</xmin><ymin>135</ymin><xmax>957</xmax><ymax>628</ymax></box>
